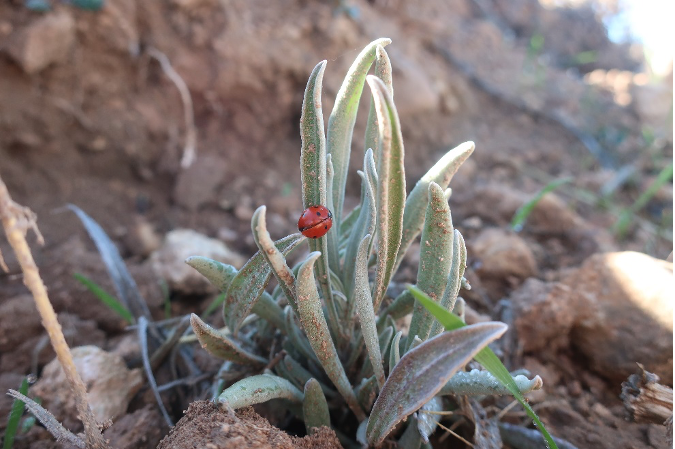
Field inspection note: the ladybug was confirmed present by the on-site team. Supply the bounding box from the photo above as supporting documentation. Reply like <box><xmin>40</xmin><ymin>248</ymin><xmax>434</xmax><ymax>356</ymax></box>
<box><xmin>298</xmin><ymin>205</ymin><xmax>333</xmax><ymax>238</ymax></box>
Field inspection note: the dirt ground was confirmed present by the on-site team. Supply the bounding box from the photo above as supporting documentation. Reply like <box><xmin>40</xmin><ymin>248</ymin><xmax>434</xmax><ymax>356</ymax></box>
<box><xmin>0</xmin><ymin>0</ymin><xmax>672</xmax><ymax>448</ymax></box>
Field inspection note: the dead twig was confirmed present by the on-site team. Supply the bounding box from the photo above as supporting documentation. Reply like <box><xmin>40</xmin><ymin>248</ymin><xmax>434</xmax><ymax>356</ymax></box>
<box><xmin>0</xmin><ymin>175</ymin><xmax>109</xmax><ymax>449</ymax></box>
<box><xmin>147</xmin><ymin>47</ymin><xmax>197</xmax><ymax>169</ymax></box>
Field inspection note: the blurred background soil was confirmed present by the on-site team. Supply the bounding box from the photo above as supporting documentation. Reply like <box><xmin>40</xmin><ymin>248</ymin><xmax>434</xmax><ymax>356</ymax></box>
<box><xmin>0</xmin><ymin>0</ymin><xmax>672</xmax><ymax>448</ymax></box>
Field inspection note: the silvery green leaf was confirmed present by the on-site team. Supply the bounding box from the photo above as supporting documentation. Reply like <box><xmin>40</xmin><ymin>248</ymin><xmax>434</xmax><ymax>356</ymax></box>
<box><xmin>364</xmin><ymin>44</ymin><xmax>393</xmax><ymax>164</ymax></box>
<box><xmin>225</xmin><ymin>233</ymin><xmax>304</xmax><ymax>334</ymax></box>
<box><xmin>251</xmin><ymin>206</ymin><xmax>298</xmax><ymax>313</ymax></box>
<box><xmin>295</xmin><ymin>252</ymin><xmax>365</xmax><ymax>421</ymax></box>
<box><xmin>417</xmin><ymin>396</ymin><xmax>443</xmax><ymax>443</ymax></box>
<box><xmin>327</xmin><ymin>38</ymin><xmax>391</xmax><ymax>232</ymax></box>
<box><xmin>303</xmin><ymin>378</ymin><xmax>331</xmax><ymax>435</ymax></box>
<box><xmin>190</xmin><ymin>314</ymin><xmax>267</xmax><ymax>366</ymax></box>
<box><xmin>355</xmin><ymin>375</ymin><xmax>378</xmax><ymax>412</ymax></box>
<box><xmin>284</xmin><ymin>306</ymin><xmax>318</xmax><ymax>365</ymax></box>
<box><xmin>185</xmin><ymin>256</ymin><xmax>237</xmax><ymax>293</ymax></box>
<box><xmin>366</xmin><ymin>322</ymin><xmax>507</xmax><ymax>446</ymax></box>
<box><xmin>283</xmin><ymin>355</ymin><xmax>337</xmax><ymax>399</ymax></box>
<box><xmin>388</xmin><ymin>330</ymin><xmax>402</xmax><ymax>376</ymax></box>
<box><xmin>396</xmin><ymin>414</ymin><xmax>422</xmax><ymax>449</ymax></box>
<box><xmin>343</xmin><ymin>149</ymin><xmax>377</xmax><ymax>300</ymax></box>
<box><xmin>366</xmin><ymin>75</ymin><xmax>406</xmax><ymax>312</ymax></box>
<box><xmin>354</xmin><ymin>235</ymin><xmax>385</xmax><ymax>388</ymax></box>
<box><xmin>253</xmin><ymin>291</ymin><xmax>286</xmax><ymax>332</ymax></box>
<box><xmin>440</xmin><ymin>369</ymin><xmax>543</xmax><ymax>396</ymax></box>
<box><xmin>396</xmin><ymin>141</ymin><xmax>474</xmax><ymax>272</ymax></box>
<box><xmin>406</xmin><ymin>182</ymin><xmax>454</xmax><ymax>350</ymax></box>
<box><xmin>219</xmin><ymin>374</ymin><xmax>303</xmax><ymax>409</ymax></box>
<box><xmin>325</xmin><ymin>154</ymin><xmax>341</xmax><ymax>277</ymax></box>
<box><xmin>430</xmin><ymin>230</ymin><xmax>467</xmax><ymax>337</ymax></box>
<box><xmin>300</xmin><ymin>60</ymin><xmax>336</xmax><ymax>329</ymax></box>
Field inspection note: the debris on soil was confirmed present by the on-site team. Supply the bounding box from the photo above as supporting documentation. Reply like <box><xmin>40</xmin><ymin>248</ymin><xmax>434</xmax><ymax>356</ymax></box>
<box><xmin>157</xmin><ymin>401</ymin><xmax>342</xmax><ymax>449</ymax></box>
<box><xmin>104</xmin><ymin>405</ymin><xmax>168</xmax><ymax>449</ymax></box>
<box><xmin>621</xmin><ymin>364</ymin><xmax>673</xmax><ymax>430</ymax></box>
<box><xmin>32</xmin><ymin>345</ymin><xmax>143</xmax><ymax>430</ymax></box>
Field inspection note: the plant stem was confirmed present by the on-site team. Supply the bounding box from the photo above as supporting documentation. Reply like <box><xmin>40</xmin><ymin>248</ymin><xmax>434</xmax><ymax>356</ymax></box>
<box><xmin>0</xmin><ymin>176</ymin><xmax>109</xmax><ymax>449</ymax></box>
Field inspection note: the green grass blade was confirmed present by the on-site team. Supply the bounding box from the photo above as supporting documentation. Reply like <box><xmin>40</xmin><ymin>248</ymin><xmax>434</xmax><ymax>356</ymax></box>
<box><xmin>367</xmin><ymin>75</ymin><xmax>406</xmax><ymax>312</ymax></box>
<box><xmin>407</xmin><ymin>285</ymin><xmax>559</xmax><ymax>449</ymax></box>
<box><xmin>511</xmin><ymin>178</ymin><xmax>571</xmax><ymax>231</ymax></box>
<box><xmin>74</xmin><ymin>273</ymin><xmax>134</xmax><ymax>324</ymax></box>
<box><xmin>3</xmin><ymin>377</ymin><xmax>29</xmax><ymax>449</ymax></box>
<box><xmin>327</xmin><ymin>38</ymin><xmax>391</xmax><ymax>231</ymax></box>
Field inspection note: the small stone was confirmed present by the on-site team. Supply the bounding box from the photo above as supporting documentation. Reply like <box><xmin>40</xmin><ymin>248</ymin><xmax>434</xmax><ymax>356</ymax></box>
<box><xmin>567</xmin><ymin>252</ymin><xmax>673</xmax><ymax>385</ymax></box>
<box><xmin>470</xmin><ymin>227</ymin><xmax>538</xmax><ymax>299</ymax></box>
<box><xmin>7</xmin><ymin>11</ymin><xmax>76</xmax><ymax>74</ymax></box>
<box><xmin>150</xmin><ymin>229</ymin><xmax>246</xmax><ymax>295</ymax></box>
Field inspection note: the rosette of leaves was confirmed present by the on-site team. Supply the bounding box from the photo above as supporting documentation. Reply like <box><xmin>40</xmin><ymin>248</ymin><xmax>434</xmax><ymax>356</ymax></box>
<box><xmin>188</xmin><ymin>39</ymin><xmax>552</xmax><ymax>448</ymax></box>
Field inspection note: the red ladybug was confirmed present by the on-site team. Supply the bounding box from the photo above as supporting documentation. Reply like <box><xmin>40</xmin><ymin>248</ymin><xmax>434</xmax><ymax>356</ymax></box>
<box><xmin>298</xmin><ymin>205</ymin><xmax>333</xmax><ymax>238</ymax></box>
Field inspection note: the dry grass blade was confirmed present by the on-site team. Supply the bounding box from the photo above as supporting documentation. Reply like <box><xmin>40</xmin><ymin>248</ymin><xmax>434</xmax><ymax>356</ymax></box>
<box><xmin>7</xmin><ymin>390</ymin><xmax>85</xmax><ymax>449</ymax></box>
<box><xmin>138</xmin><ymin>316</ymin><xmax>174</xmax><ymax>427</ymax></box>
<box><xmin>147</xmin><ymin>47</ymin><xmax>197</xmax><ymax>169</ymax></box>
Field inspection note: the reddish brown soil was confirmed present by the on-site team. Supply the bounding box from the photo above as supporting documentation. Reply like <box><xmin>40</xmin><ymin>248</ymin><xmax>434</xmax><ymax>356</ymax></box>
<box><xmin>0</xmin><ymin>0</ymin><xmax>672</xmax><ymax>448</ymax></box>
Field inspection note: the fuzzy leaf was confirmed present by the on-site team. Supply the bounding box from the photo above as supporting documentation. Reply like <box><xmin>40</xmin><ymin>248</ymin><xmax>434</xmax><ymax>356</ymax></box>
<box><xmin>295</xmin><ymin>252</ymin><xmax>365</xmax><ymax>421</ymax></box>
<box><xmin>418</xmin><ymin>396</ymin><xmax>443</xmax><ymax>444</ymax></box>
<box><xmin>388</xmin><ymin>330</ymin><xmax>403</xmax><ymax>376</ymax></box>
<box><xmin>300</xmin><ymin>60</ymin><xmax>336</xmax><ymax>330</ymax></box>
<box><xmin>283</xmin><ymin>355</ymin><xmax>337</xmax><ymax>398</ymax></box>
<box><xmin>224</xmin><ymin>233</ymin><xmax>304</xmax><ymax>334</ymax></box>
<box><xmin>367</xmin><ymin>75</ymin><xmax>406</xmax><ymax>312</ymax></box>
<box><xmin>396</xmin><ymin>141</ymin><xmax>474</xmax><ymax>272</ymax></box>
<box><xmin>408</xmin><ymin>285</ymin><xmax>559</xmax><ymax>449</ymax></box>
<box><xmin>430</xmin><ymin>230</ymin><xmax>467</xmax><ymax>337</ymax></box>
<box><xmin>366</xmin><ymin>322</ymin><xmax>507</xmax><ymax>446</ymax></box>
<box><xmin>406</xmin><ymin>182</ymin><xmax>454</xmax><ymax>350</ymax></box>
<box><xmin>440</xmin><ymin>369</ymin><xmax>543</xmax><ymax>396</ymax></box>
<box><xmin>354</xmin><ymin>236</ymin><xmax>385</xmax><ymax>389</ymax></box>
<box><xmin>356</xmin><ymin>375</ymin><xmax>378</xmax><ymax>412</ymax></box>
<box><xmin>190</xmin><ymin>314</ymin><xmax>267</xmax><ymax>366</ymax></box>
<box><xmin>303</xmin><ymin>378</ymin><xmax>331</xmax><ymax>434</ymax></box>
<box><xmin>219</xmin><ymin>374</ymin><xmax>303</xmax><ymax>410</ymax></box>
<box><xmin>252</xmin><ymin>206</ymin><xmax>298</xmax><ymax>312</ymax></box>
<box><xmin>325</xmin><ymin>155</ymin><xmax>341</xmax><ymax>277</ymax></box>
<box><xmin>254</xmin><ymin>291</ymin><xmax>286</xmax><ymax>331</ymax></box>
<box><xmin>343</xmin><ymin>149</ymin><xmax>377</xmax><ymax>299</ymax></box>
<box><xmin>284</xmin><ymin>306</ymin><xmax>319</xmax><ymax>364</ymax></box>
<box><xmin>327</xmin><ymin>38</ymin><xmax>391</xmax><ymax>231</ymax></box>
<box><xmin>185</xmin><ymin>256</ymin><xmax>238</xmax><ymax>292</ymax></box>
<box><xmin>364</xmin><ymin>44</ymin><xmax>394</xmax><ymax>163</ymax></box>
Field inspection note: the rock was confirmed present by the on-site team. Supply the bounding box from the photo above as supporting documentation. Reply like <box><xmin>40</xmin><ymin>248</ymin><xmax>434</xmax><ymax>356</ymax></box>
<box><xmin>150</xmin><ymin>229</ymin><xmax>246</xmax><ymax>295</ymax></box>
<box><xmin>104</xmin><ymin>405</ymin><xmax>167</xmax><ymax>449</ymax></box>
<box><xmin>631</xmin><ymin>76</ymin><xmax>673</xmax><ymax>139</ymax></box>
<box><xmin>524</xmin><ymin>192</ymin><xmax>584</xmax><ymax>235</ymax></box>
<box><xmin>470</xmin><ymin>228</ymin><xmax>538</xmax><ymax>299</ymax></box>
<box><xmin>510</xmin><ymin>279</ymin><xmax>576</xmax><ymax>352</ymax></box>
<box><xmin>566</xmin><ymin>252</ymin><xmax>673</xmax><ymax>386</ymax></box>
<box><xmin>7</xmin><ymin>11</ymin><xmax>75</xmax><ymax>74</ymax></box>
<box><xmin>32</xmin><ymin>346</ymin><xmax>143</xmax><ymax>429</ymax></box>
